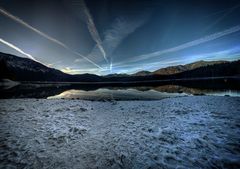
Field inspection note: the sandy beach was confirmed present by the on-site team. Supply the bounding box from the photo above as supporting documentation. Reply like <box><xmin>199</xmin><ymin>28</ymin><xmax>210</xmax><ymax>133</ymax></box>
<box><xmin>0</xmin><ymin>96</ymin><xmax>240</xmax><ymax>169</ymax></box>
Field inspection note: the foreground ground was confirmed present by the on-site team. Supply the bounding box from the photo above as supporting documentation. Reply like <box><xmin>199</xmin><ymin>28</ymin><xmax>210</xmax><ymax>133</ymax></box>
<box><xmin>0</xmin><ymin>96</ymin><xmax>240</xmax><ymax>169</ymax></box>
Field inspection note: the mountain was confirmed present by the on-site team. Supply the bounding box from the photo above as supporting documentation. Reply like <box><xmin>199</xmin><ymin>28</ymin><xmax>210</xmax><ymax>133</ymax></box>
<box><xmin>170</xmin><ymin>60</ymin><xmax>240</xmax><ymax>79</ymax></box>
<box><xmin>0</xmin><ymin>52</ymin><xmax>239</xmax><ymax>83</ymax></box>
<box><xmin>0</xmin><ymin>52</ymin><xmax>66</xmax><ymax>81</ymax></box>
<box><xmin>104</xmin><ymin>73</ymin><xmax>130</xmax><ymax>78</ymax></box>
<box><xmin>153</xmin><ymin>60</ymin><xmax>228</xmax><ymax>75</ymax></box>
<box><xmin>0</xmin><ymin>52</ymin><xmax>102</xmax><ymax>82</ymax></box>
<box><xmin>133</xmin><ymin>60</ymin><xmax>228</xmax><ymax>76</ymax></box>
<box><xmin>102</xmin><ymin>60</ymin><xmax>240</xmax><ymax>83</ymax></box>
<box><xmin>133</xmin><ymin>71</ymin><xmax>152</xmax><ymax>76</ymax></box>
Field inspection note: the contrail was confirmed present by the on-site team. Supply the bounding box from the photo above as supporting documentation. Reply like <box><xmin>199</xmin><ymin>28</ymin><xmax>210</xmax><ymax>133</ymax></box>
<box><xmin>204</xmin><ymin>3</ymin><xmax>240</xmax><ymax>32</ymax></box>
<box><xmin>0</xmin><ymin>38</ymin><xmax>39</xmax><ymax>62</ymax></box>
<box><xmin>86</xmin><ymin>14</ymin><xmax>150</xmax><ymax>65</ymax></box>
<box><xmin>80</xmin><ymin>0</ymin><xmax>108</xmax><ymax>63</ymax></box>
<box><xmin>0</xmin><ymin>7</ymin><xmax>104</xmax><ymax>69</ymax></box>
<box><xmin>122</xmin><ymin>25</ymin><xmax>240</xmax><ymax>64</ymax></box>
<box><xmin>109</xmin><ymin>58</ymin><xmax>113</xmax><ymax>73</ymax></box>
<box><xmin>0</xmin><ymin>8</ymin><xmax>67</xmax><ymax>48</ymax></box>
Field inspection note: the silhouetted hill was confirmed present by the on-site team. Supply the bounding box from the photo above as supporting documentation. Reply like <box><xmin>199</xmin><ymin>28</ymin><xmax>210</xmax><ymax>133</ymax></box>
<box><xmin>0</xmin><ymin>52</ymin><xmax>239</xmax><ymax>83</ymax></box>
<box><xmin>133</xmin><ymin>60</ymin><xmax>228</xmax><ymax>76</ymax></box>
<box><xmin>0</xmin><ymin>52</ymin><xmax>102</xmax><ymax>82</ymax></box>
<box><xmin>103</xmin><ymin>60</ymin><xmax>240</xmax><ymax>83</ymax></box>
<box><xmin>170</xmin><ymin>60</ymin><xmax>240</xmax><ymax>79</ymax></box>
<box><xmin>0</xmin><ymin>52</ymin><xmax>66</xmax><ymax>81</ymax></box>
<box><xmin>104</xmin><ymin>73</ymin><xmax>130</xmax><ymax>78</ymax></box>
<box><xmin>133</xmin><ymin>71</ymin><xmax>151</xmax><ymax>76</ymax></box>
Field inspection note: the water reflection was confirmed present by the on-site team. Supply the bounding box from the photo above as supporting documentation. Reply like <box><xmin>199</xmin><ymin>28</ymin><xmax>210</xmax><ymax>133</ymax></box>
<box><xmin>1</xmin><ymin>79</ymin><xmax>240</xmax><ymax>100</ymax></box>
<box><xmin>47</xmin><ymin>86</ymin><xmax>240</xmax><ymax>100</ymax></box>
<box><xmin>47</xmin><ymin>88</ymin><xmax>188</xmax><ymax>100</ymax></box>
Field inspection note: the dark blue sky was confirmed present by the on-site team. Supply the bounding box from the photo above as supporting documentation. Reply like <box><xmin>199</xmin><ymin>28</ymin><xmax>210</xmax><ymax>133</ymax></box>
<box><xmin>0</xmin><ymin>0</ymin><xmax>240</xmax><ymax>74</ymax></box>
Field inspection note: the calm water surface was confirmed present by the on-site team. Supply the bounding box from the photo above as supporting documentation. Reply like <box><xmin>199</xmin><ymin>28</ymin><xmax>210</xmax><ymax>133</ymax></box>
<box><xmin>1</xmin><ymin>83</ymin><xmax>240</xmax><ymax>100</ymax></box>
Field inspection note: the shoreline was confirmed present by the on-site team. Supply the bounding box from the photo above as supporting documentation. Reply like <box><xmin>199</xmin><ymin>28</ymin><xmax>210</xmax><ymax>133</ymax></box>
<box><xmin>0</xmin><ymin>96</ymin><xmax>240</xmax><ymax>168</ymax></box>
<box><xmin>2</xmin><ymin>94</ymin><xmax>238</xmax><ymax>101</ymax></box>
<box><xmin>16</xmin><ymin>75</ymin><xmax>240</xmax><ymax>85</ymax></box>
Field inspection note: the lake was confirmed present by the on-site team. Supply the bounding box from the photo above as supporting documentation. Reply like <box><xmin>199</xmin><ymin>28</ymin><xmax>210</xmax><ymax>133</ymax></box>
<box><xmin>1</xmin><ymin>81</ymin><xmax>240</xmax><ymax>100</ymax></box>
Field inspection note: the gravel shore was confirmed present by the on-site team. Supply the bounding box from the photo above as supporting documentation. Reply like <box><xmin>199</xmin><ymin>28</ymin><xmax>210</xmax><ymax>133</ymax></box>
<box><xmin>0</xmin><ymin>96</ymin><xmax>240</xmax><ymax>169</ymax></box>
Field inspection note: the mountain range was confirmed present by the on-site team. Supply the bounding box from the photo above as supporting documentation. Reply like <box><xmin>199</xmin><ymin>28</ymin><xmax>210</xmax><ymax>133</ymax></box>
<box><xmin>0</xmin><ymin>52</ymin><xmax>101</xmax><ymax>82</ymax></box>
<box><xmin>0</xmin><ymin>52</ymin><xmax>239</xmax><ymax>83</ymax></box>
<box><xmin>134</xmin><ymin>60</ymin><xmax>227</xmax><ymax>76</ymax></box>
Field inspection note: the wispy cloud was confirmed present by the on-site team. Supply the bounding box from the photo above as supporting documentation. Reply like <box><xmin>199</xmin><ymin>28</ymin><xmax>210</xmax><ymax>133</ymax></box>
<box><xmin>119</xmin><ymin>25</ymin><xmax>240</xmax><ymax>65</ymax></box>
<box><xmin>51</xmin><ymin>45</ymin><xmax>240</xmax><ymax>75</ymax></box>
<box><xmin>0</xmin><ymin>38</ymin><xmax>39</xmax><ymax>62</ymax></box>
<box><xmin>0</xmin><ymin>7</ymin><xmax>103</xmax><ymax>69</ymax></box>
<box><xmin>109</xmin><ymin>59</ymin><xmax>113</xmax><ymax>73</ymax></box>
<box><xmin>112</xmin><ymin>59</ymin><xmax>183</xmax><ymax>74</ymax></box>
<box><xmin>61</xmin><ymin>67</ymin><xmax>108</xmax><ymax>75</ymax></box>
<box><xmin>80</xmin><ymin>0</ymin><xmax>107</xmax><ymax>63</ymax></box>
<box><xmin>113</xmin><ymin>46</ymin><xmax>240</xmax><ymax>73</ymax></box>
<box><xmin>85</xmin><ymin>14</ymin><xmax>150</xmax><ymax>70</ymax></box>
<box><xmin>203</xmin><ymin>3</ymin><xmax>240</xmax><ymax>32</ymax></box>
<box><xmin>185</xmin><ymin>46</ymin><xmax>240</xmax><ymax>62</ymax></box>
<box><xmin>47</xmin><ymin>61</ymin><xmax>62</xmax><ymax>67</ymax></box>
<box><xmin>0</xmin><ymin>8</ymin><xmax>68</xmax><ymax>48</ymax></box>
<box><xmin>61</xmin><ymin>67</ymin><xmax>82</xmax><ymax>74</ymax></box>
<box><xmin>103</xmin><ymin>17</ymin><xmax>148</xmax><ymax>57</ymax></box>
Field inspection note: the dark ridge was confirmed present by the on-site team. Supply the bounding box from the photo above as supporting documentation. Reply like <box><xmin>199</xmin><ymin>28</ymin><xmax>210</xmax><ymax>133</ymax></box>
<box><xmin>0</xmin><ymin>52</ymin><xmax>239</xmax><ymax>83</ymax></box>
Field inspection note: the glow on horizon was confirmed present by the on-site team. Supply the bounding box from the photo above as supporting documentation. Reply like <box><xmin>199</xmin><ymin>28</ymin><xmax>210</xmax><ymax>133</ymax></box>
<box><xmin>109</xmin><ymin>47</ymin><xmax>240</xmax><ymax>75</ymax></box>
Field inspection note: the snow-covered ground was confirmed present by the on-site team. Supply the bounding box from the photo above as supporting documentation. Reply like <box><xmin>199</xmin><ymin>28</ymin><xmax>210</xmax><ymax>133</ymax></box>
<box><xmin>0</xmin><ymin>96</ymin><xmax>240</xmax><ymax>169</ymax></box>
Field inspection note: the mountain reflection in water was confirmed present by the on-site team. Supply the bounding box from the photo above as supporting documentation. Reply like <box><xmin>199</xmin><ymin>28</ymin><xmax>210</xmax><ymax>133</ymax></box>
<box><xmin>1</xmin><ymin>81</ymin><xmax>240</xmax><ymax>100</ymax></box>
<box><xmin>47</xmin><ymin>88</ymin><xmax>188</xmax><ymax>100</ymax></box>
<box><xmin>47</xmin><ymin>86</ymin><xmax>240</xmax><ymax>100</ymax></box>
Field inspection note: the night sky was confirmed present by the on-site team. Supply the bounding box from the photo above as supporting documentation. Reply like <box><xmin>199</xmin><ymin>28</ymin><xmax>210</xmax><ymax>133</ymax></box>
<box><xmin>0</xmin><ymin>0</ymin><xmax>240</xmax><ymax>75</ymax></box>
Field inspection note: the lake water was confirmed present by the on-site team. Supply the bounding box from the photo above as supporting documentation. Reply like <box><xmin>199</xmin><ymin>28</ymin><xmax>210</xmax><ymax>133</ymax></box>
<box><xmin>1</xmin><ymin>83</ymin><xmax>240</xmax><ymax>100</ymax></box>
